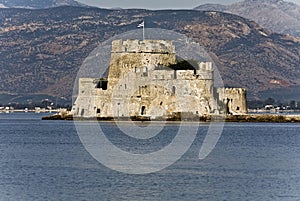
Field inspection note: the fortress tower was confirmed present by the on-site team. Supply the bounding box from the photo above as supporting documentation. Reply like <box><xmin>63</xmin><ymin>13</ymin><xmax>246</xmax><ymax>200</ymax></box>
<box><xmin>72</xmin><ymin>39</ymin><xmax>247</xmax><ymax>119</ymax></box>
<box><xmin>107</xmin><ymin>39</ymin><xmax>176</xmax><ymax>91</ymax></box>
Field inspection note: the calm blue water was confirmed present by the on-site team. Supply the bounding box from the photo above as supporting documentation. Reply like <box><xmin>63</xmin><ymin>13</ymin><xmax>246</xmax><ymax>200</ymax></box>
<box><xmin>0</xmin><ymin>113</ymin><xmax>300</xmax><ymax>201</ymax></box>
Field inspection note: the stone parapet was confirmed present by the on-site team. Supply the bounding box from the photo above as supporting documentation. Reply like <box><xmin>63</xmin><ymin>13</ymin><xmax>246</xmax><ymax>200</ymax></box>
<box><xmin>111</xmin><ymin>39</ymin><xmax>175</xmax><ymax>54</ymax></box>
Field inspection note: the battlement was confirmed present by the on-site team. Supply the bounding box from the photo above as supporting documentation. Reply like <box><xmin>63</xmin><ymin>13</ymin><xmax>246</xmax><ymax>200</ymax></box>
<box><xmin>198</xmin><ymin>62</ymin><xmax>213</xmax><ymax>71</ymax></box>
<box><xmin>218</xmin><ymin>88</ymin><xmax>247</xmax><ymax>95</ymax></box>
<box><xmin>111</xmin><ymin>39</ymin><xmax>175</xmax><ymax>54</ymax></box>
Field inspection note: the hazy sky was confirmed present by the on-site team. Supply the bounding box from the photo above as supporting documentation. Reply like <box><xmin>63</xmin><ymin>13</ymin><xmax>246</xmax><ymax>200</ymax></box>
<box><xmin>77</xmin><ymin>0</ymin><xmax>300</xmax><ymax>9</ymax></box>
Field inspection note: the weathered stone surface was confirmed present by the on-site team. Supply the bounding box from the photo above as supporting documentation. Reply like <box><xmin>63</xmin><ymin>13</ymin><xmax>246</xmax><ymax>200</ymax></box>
<box><xmin>72</xmin><ymin>39</ymin><xmax>247</xmax><ymax>119</ymax></box>
<box><xmin>217</xmin><ymin>88</ymin><xmax>248</xmax><ymax>114</ymax></box>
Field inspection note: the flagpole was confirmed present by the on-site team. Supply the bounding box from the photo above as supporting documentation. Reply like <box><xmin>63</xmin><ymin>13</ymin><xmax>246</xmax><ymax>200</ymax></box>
<box><xmin>138</xmin><ymin>21</ymin><xmax>145</xmax><ymax>40</ymax></box>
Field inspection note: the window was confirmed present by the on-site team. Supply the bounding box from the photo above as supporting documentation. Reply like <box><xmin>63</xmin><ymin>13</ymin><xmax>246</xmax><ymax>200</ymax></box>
<box><xmin>142</xmin><ymin>67</ymin><xmax>148</xmax><ymax>77</ymax></box>
<box><xmin>97</xmin><ymin>109</ymin><xmax>101</xmax><ymax>114</ymax></box>
<box><xmin>172</xmin><ymin>86</ymin><xmax>176</xmax><ymax>95</ymax></box>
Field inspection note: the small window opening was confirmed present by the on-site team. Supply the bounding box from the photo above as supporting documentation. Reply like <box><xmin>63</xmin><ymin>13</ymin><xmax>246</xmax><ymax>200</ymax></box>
<box><xmin>97</xmin><ymin>108</ymin><xmax>101</xmax><ymax>114</ymax></box>
<box><xmin>142</xmin><ymin>67</ymin><xmax>148</xmax><ymax>77</ymax></box>
<box><xmin>172</xmin><ymin>86</ymin><xmax>176</xmax><ymax>95</ymax></box>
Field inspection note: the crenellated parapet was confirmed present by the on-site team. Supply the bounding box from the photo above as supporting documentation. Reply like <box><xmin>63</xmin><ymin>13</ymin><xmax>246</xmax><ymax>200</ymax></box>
<box><xmin>111</xmin><ymin>39</ymin><xmax>175</xmax><ymax>54</ymax></box>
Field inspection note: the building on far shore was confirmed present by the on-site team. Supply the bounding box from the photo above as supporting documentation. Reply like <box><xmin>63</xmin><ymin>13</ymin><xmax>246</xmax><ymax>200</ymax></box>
<box><xmin>72</xmin><ymin>39</ymin><xmax>247</xmax><ymax>119</ymax></box>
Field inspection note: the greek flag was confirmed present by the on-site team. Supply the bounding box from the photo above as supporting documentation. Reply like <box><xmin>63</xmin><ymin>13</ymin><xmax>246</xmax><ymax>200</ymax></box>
<box><xmin>137</xmin><ymin>21</ymin><xmax>144</xmax><ymax>28</ymax></box>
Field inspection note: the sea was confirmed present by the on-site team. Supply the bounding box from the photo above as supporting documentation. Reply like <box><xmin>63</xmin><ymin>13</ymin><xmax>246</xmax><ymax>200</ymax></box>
<box><xmin>0</xmin><ymin>112</ymin><xmax>300</xmax><ymax>201</ymax></box>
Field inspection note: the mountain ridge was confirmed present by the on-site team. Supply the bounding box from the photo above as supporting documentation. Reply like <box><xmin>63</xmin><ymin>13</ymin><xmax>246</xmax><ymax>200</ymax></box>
<box><xmin>0</xmin><ymin>6</ymin><xmax>300</xmax><ymax>102</ymax></box>
<box><xmin>194</xmin><ymin>0</ymin><xmax>300</xmax><ymax>37</ymax></box>
<box><xmin>0</xmin><ymin>0</ymin><xmax>86</xmax><ymax>9</ymax></box>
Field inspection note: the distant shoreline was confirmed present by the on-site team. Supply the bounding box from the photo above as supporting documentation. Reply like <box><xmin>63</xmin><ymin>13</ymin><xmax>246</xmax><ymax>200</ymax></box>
<box><xmin>0</xmin><ymin>108</ymin><xmax>68</xmax><ymax>114</ymax></box>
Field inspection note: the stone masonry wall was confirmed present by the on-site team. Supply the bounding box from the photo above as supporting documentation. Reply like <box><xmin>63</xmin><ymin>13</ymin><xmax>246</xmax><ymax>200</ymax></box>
<box><xmin>217</xmin><ymin>88</ymin><xmax>248</xmax><ymax>114</ymax></box>
<box><xmin>108</xmin><ymin>40</ymin><xmax>176</xmax><ymax>91</ymax></box>
<box><xmin>72</xmin><ymin>39</ymin><xmax>248</xmax><ymax>118</ymax></box>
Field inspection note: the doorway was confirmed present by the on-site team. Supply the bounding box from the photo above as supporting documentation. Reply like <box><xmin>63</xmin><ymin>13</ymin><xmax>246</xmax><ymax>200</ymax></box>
<box><xmin>141</xmin><ymin>106</ymin><xmax>146</xmax><ymax>115</ymax></box>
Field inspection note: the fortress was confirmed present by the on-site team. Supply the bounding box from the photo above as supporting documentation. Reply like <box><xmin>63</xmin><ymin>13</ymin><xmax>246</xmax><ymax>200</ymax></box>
<box><xmin>72</xmin><ymin>39</ymin><xmax>247</xmax><ymax>119</ymax></box>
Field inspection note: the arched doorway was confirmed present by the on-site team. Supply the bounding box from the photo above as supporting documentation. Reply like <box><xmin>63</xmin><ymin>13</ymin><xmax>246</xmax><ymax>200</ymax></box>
<box><xmin>141</xmin><ymin>106</ymin><xmax>146</xmax><ymax>115</ymax></box>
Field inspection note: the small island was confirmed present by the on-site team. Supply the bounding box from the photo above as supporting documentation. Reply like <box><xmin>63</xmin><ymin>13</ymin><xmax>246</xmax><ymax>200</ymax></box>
<box><xmin>43</xmin><ymin>39</ymin><xmax>300</xmax><ymax>123</ymax></box>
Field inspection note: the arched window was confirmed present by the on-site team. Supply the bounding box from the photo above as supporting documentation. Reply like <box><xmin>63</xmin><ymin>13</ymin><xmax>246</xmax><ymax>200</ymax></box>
<box><xmin>141</xmin><ymin>106</ymin><xmax>146</xmax><ymax>115</ymax></box>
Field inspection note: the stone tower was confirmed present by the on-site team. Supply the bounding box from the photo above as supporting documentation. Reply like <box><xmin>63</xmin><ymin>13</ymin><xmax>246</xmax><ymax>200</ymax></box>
<box><xmin>217</xmin><ymin>88</ymin><xmax>248</xmax><ymax>114</ymax></box>
<box><xmin>107</xmin><ymin>39</ymin><xmax>176</xmax><ymax>91</ymax></box>
<box><xmin>72</xmin><ymin>39</ymin><xmax>248</xmax><ymax>119</ymax></box>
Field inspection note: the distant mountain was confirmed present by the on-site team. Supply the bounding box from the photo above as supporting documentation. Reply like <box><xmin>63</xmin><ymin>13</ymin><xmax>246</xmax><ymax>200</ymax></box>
<box><xmin>0</xmin><ymin>6</ymin><xmax>300</xmax><ymax>103</ymax></box>
<box><xmin>0</xmin><ymin>0</ymin><xmax>85</xmax><ymax>9</ymax></box>
<box><xmin>195</xmin><ymin>0</ymin><xmax>300</xmax><ymax>37</ymax></box>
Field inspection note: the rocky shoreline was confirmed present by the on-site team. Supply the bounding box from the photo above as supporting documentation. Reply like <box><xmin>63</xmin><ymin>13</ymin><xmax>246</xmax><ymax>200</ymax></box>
<box><xmin>224</xmin><ymin>114</ymin><xmax>300</xmax><ymax>123</ymax></box>
<box><xmin>42</xmin><ymin>114</ymin><xmax>300</xmax><ymax>123</ymax></box>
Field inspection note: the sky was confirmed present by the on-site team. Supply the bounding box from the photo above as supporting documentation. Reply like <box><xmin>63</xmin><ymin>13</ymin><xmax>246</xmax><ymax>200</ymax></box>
<box><xmin>77</xmin><ymin>0</ymin><xmax>300</xmax><ymax>9</ymax></box>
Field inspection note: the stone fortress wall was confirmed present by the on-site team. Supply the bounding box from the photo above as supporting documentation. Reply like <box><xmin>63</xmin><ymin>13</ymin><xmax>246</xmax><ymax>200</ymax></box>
<box><xmin>72</xmin><ymin>39</ymin><xmax>247</xmax><ymax>119</ymax></box>
<box><xmin>217</xmin><ymin>88</ymin><xmax>248</xmax><ymax>114</ymax></box>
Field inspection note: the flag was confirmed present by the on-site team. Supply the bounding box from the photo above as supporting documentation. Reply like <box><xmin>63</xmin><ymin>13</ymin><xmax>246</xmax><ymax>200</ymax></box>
<box><xmin>137</xmin><ymin>21</ymin><xmax>144</xmax><ymax>28</ymax></box>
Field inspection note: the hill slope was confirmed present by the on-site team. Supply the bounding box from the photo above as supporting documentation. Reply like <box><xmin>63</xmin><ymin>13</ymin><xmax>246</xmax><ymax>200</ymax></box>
<box><xmin>195</xmin><ymin>0</ymin><xmax>300</xmax><ymax>37</ymax></box>
<box><xmin>0</xmin><ymin>0</ymin><xmax>85</xmax><ymax>9</ymax></box>
<box><xmin>0</xmin><ymin>6</ymin><xmax>300</xmax><ymax>102</ymax></box>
